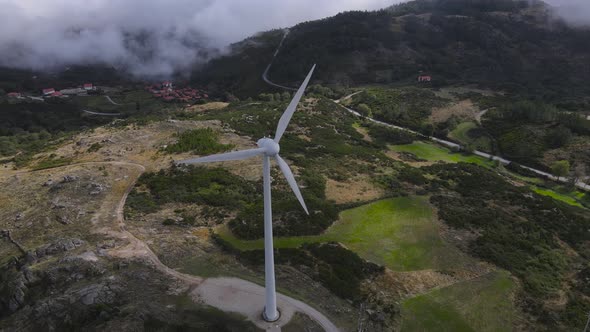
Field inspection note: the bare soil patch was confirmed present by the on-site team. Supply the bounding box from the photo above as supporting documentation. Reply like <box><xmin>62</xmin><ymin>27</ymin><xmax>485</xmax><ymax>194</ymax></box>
<box><xmin>325</xmin><ymin>176</ymin><xmax>384</xmax><ymax>204</ymax></box>
<box><xmin>429</xmin><ymin>99</ymin><xmax>479</xmax><ymax>124</ymax></box>
<box><xmin>184</xmin><ymin>102</ymin><xmax>229</xmax><ymax>113</ymax></box>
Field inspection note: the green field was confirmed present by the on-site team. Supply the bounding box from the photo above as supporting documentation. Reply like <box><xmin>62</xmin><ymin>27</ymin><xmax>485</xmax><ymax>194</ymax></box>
<box><xmin>449</xmin><ymin>122</ymin><xmax>492</xmax><ymax>151</ymax></box>
<box><xmin>218</xmin><ymin>196</ymin><xmax>473</xmax><ymax>271</ymax></box>
<box><xmin>531</xmin><ymin>186</ymin><xmax>585</xmax><ymax>208</ymax></box>
<box><xmin>401</xmin><ymin>270</ymin><xmax>516</xmax><ymax>332</ymax></box>
<box><xmin>390</xmin><ymin>141</ymin><xmax>493</xmax><ymax>167</ymax></box>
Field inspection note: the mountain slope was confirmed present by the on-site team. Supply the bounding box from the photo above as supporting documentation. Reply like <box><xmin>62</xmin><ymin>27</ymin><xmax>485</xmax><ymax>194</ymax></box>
<box><xmin>193</xmin><ymin>0</ymin><xmax>590</xmax><ymax>101</ymax></box>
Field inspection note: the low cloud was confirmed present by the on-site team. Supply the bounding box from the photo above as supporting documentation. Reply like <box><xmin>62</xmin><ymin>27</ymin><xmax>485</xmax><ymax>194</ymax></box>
<box><xmin>0</xmin><ymin>0</ymin><xmax>395</xmax><ymax>77</ymax></box>
<box><xmin>0</xmin><ymin>0</ymin><xmax>587</xmax><ymax>78</ymax></box>
<box><xmin>546</xmin><ymin>0</ymin><xmax>590</xmax><ymax>26</ymax></box>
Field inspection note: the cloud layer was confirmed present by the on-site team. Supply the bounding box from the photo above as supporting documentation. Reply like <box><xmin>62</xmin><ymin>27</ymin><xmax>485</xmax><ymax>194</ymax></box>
<box><xmin>0</xmin><ymin>0</ymin><xmax>587</xmax><ymax>78</ymax></box>
<box><xmin>0</xmin><ymin>0</ymin><xmax>395</xmax><ymax>77</ymax></box>
<box><xmin>548</xmin><ymin>0</ymin><xmax>590</xmax><ymax>26</ymax></box>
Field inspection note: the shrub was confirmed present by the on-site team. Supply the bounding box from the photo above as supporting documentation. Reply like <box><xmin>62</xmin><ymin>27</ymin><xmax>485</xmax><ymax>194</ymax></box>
<box><xmin>87</xmin><ymin>142</ymin><xmax>102</xmax><ymax>152</ymax></box>
<box><xmin>165</xmin><ymin>128</ymin><xmax>233</xmax><ymax>155</ymax></box>
<box><xmin>162</xmin><ymin>219</ymin><xmax>176</xmax><ymax>226</ymax></box>
<box><xmin>366</xmin><ymin>124</ymin><xmax>417</xmax><ymax>146</ymax></box>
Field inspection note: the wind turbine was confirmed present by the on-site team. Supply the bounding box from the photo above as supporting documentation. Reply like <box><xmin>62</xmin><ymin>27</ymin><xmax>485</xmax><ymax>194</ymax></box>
<box><xmin>178</xmin><ymin>65</ymin><xmax>316</xmax><ymax>322</ymax></box>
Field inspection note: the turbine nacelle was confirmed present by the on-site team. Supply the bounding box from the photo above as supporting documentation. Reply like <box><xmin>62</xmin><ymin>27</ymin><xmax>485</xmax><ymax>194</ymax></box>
<box><xmin>257</xmin><ymin>137</ymin><xmax>280</xmax><ymax>156</ymax></box>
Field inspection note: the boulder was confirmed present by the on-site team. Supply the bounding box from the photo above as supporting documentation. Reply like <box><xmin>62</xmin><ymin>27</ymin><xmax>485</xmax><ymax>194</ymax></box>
<box><xmin>62</xmin><ymin>175</ymin><xmax>79</xmax><ymax>183</ymax></box>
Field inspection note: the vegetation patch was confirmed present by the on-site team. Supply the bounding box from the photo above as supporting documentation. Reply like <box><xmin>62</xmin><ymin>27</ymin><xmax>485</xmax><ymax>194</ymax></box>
<box><xmin>214</xmin><ymin>241</ymin><xmax>383</xmax><ymax>301</ymax></box>
<box><xmin>531</xmin><ymin>186</ymin><xmax>585</xmax><ymax>208</ymax></box>
<box><xmin>32</xmin><ymin>155</ymin><xmax>74</xmax><ymax>170</ymax></box>
<box><xmin>401</xmin><ymin>271</ymin><xmax>516</xmax><ymax>332</ymax></box>
<box><xmin>347</xmin><ymin>87</ymin><xmax>446</xmax><ymax>134</ymax></box>
<box><xmin>422</xmin><ymin>162</ymin><xmax>590</xmax><ymax>330</ymax></box>
<box><xmin>218</xmin><ymin>196</ymin><xmax>473</xmax><ymax>271</ymax></box>
<box><xmin>165</xmin><ymin>128</ymin><xmax>234</xmax><ymax>155</ymax></box>
<box><xmin>126</xmin><ymin>165</ymin><xmax>338</xmax><ymax>238</ymax></box>
<box><xmin>125</xmin><ymin>165</ymin><xmax>257</xmax><ymax>218</ymax></box>
<box><xmin>449</xmin><ymin>121</ymin><xmax>492</xmax><ymax>151</ymax></box>
<box><xmin>390</xmin><ymin>141</ymin><xmax>493</xmax><ymax>167</ymax></box>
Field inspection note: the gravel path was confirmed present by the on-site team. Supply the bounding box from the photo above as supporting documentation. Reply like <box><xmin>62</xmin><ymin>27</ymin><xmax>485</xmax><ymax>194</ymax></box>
<box><xmin>105</xmin><ymin>95</ymin><xmax>122</xmax><ymax>105</ymax></box>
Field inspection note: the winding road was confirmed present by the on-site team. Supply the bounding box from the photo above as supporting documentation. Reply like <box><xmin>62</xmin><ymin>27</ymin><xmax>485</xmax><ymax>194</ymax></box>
<box><xmin>82</xmin><ymin>110</ymin><xmax>122</xmax><ymax>116</ymax></box>
<box><xmin>262</xmin><ymin>30</ymin><xmax>297</xmax><ymax>91</ymax></box>
<box><xmin>5</xmin><ymin>161</ymin><xmax>339</xmax><ymax>331</ymax></box>
<box><xmin>107</xmin><ymin>162</ymin><xmax>340</xmax><ymax>331</ymax></box>
<box><xmin>105</xmin><ymin>95</ymin><xmax>123</xmax><ymax>105</ymax></box>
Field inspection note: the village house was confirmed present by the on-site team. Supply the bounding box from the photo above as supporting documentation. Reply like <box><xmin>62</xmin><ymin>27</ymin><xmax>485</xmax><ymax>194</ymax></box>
<box><xmin>418</xmin><ymin>75</ymin><xmax>432</xmax><ymax>82</ymax></box>
<box><xmin>7</xmin><ymin>92</ymin><xmax>21</xmax><ymax>98</ymax></box>
<box><xmin>42</xmin><ymin>88</ymin><xmax>55</xmax><ymax>96</ymax></box>
<box><xmin>83</xmin><ymin>83</ymin><xmax>94</xmax><ymax>91</ymax></box>
<box><xmin>145</xmin><ymin>81</ymin><xmax>208</xmax><ymax>103</ymax></box>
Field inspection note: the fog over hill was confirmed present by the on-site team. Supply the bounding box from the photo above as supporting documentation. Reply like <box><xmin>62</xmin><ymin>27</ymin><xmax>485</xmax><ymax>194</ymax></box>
<box><xmin>0</xmin><ymin>0</ymin><xmax>587</xmax><ymax>78</ymax></box>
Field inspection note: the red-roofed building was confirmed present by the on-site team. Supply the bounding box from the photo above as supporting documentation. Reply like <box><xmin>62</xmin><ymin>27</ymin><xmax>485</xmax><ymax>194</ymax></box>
<box><xmin>51</xmin><ymin>91</ymin><xmax>63</xmax><ymax>97</ymax></box>
<box><xmin>83</xmin><ymin>83</ymin><xmax>94</xmax><ymax>90</ymax></box>
<box><xmin>418</xmin><ymin>75</ymin><xmax>432</xmax><ymax>82</ymax></box>
<box><xmin>7</xmin><ymin>92</ymin><xmax>21</xmax><ymax>98</ymax></box>
<box><xmin>42</xmin><ymin>88</ymin><xmax>55</xmax><ymax>96</ymax></box>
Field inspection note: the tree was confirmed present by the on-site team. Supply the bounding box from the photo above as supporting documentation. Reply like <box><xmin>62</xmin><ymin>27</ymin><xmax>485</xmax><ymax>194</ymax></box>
<box><xmin>225</xmin><ymin>92</ymin><xmax>239</xmax><ymax>102</ymax></box>
<box><xmin>551</xmin><ymin>160</ymin><xmax>570</xmax><ymax>177</ymax></box>
<box><xmin>545</xmin><ymin>126</ymin><xmax>572</xmax><ymax>149</ymax></box>
<box><xmin>463</xmin><ymin>143</ymin><xmax>475</xmax><ymax>154</ymax></box>
<box><xmin>281</xmin><ymin>92</ymin><xmax>291</xmax><ymax>100</ymax></box>
<box><xmin>573</xmin><ymin>163</ymin><xmax>587</xmax><ymax>183</ymax></box>
<box><xmin>258</xmin><ymin>93</ymin><xmax>274</xmax><ymax>102</ymax></box>
<box><xmin>357</xmin><ymin>103</ymin><xmax>372</xmax><ymax>117</ymax></box>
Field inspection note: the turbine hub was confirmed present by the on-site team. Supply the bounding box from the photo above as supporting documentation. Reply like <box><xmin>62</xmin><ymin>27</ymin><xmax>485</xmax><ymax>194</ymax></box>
<box><xmin>257</xmin><ymin>137</ymin><xmax>280</xmax><ymax>156</ymax></box>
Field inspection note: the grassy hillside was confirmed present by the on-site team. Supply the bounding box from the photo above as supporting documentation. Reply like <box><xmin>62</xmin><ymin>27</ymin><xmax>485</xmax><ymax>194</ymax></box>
<box><xmin>401</xmin><ymin>271</ymin><xmax>516</xmax><ymax>332</ymax></box>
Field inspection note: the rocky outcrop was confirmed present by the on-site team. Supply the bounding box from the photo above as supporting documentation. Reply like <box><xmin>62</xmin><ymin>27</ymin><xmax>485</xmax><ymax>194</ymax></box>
<box><xmin>22</xmin><ymin>238</ymin><xmax>85</xmax><ymax>266</ymax></box>
<box><xmin>62</xmin><ymin>175</ymin><xmax>80</xmax><ymax>183</ymax></box>
<box><xmin>88</xmin><ymin>182</ymin><xmax>105</xmax><ymax>195</ymax></box>
<box><xmin>1</xmin><ymin>229</ymin><xmax>26</xmax><ymax>254</ymax></box>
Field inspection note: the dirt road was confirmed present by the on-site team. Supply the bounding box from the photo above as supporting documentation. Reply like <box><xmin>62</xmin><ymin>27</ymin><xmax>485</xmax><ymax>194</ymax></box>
<box><xmin>100</xmin><ymin>162</ymin><xmax>340</xmax><ymax>331</ymax></box>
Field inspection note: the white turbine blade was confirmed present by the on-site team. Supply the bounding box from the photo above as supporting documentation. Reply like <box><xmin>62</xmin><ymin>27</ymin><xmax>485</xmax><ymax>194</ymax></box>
<box><xmin>274</xmin><ymin>64</ymin><xmax>316</xmax><ymax>143</ymax></box>
<box><xmin>177</xmin><ymin>148</ymin><xmax>265</xmax><ymax>165</ymax></box>
<box><xmin>275</xmin><ymin>155</ymin><xmax>309</xmax><ymax>215</ymax></box>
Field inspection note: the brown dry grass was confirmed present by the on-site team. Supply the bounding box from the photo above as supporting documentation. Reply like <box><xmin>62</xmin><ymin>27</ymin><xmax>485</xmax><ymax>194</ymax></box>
<box><xmin>353</xmin><ymin>125</ymin><xmax>372</xmax><ymax>142</ymax></box>
<box><xmin>184</xmin><ymin>102</ymin><xmax>229</xmax><ymax>113</ymax></box>
<box><xmin>385</xmin><ymin>150</ymin><xmax>436</xmax><ymax>167</ymax></box>
<box><xmin>429</xmin><ymin>99</ymin><xmax>479</xmax><ymax>124</ymax></box>
<box><xmin>325</xmin><ymin>176</ymin><xmax>384</xmax><ymax>204</ymax></box>
<box><xmin>24</xmin><ymin>120</ymin><xmax>262</xmax><ymax>179</ymax></box>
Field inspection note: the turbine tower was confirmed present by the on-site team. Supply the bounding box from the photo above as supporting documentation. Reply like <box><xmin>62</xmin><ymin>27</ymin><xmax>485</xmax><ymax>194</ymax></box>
<box><xmin>178</xmin><ymin>65</ymin><xmax>316</xmax><ymax>322</ymax></box>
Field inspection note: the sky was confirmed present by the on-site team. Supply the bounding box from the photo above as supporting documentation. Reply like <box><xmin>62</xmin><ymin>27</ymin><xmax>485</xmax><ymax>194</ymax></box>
<box><xmin>0</xmin><ymin>0</ymin><xmax>587</xmax><ymax>77</ymax></box>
